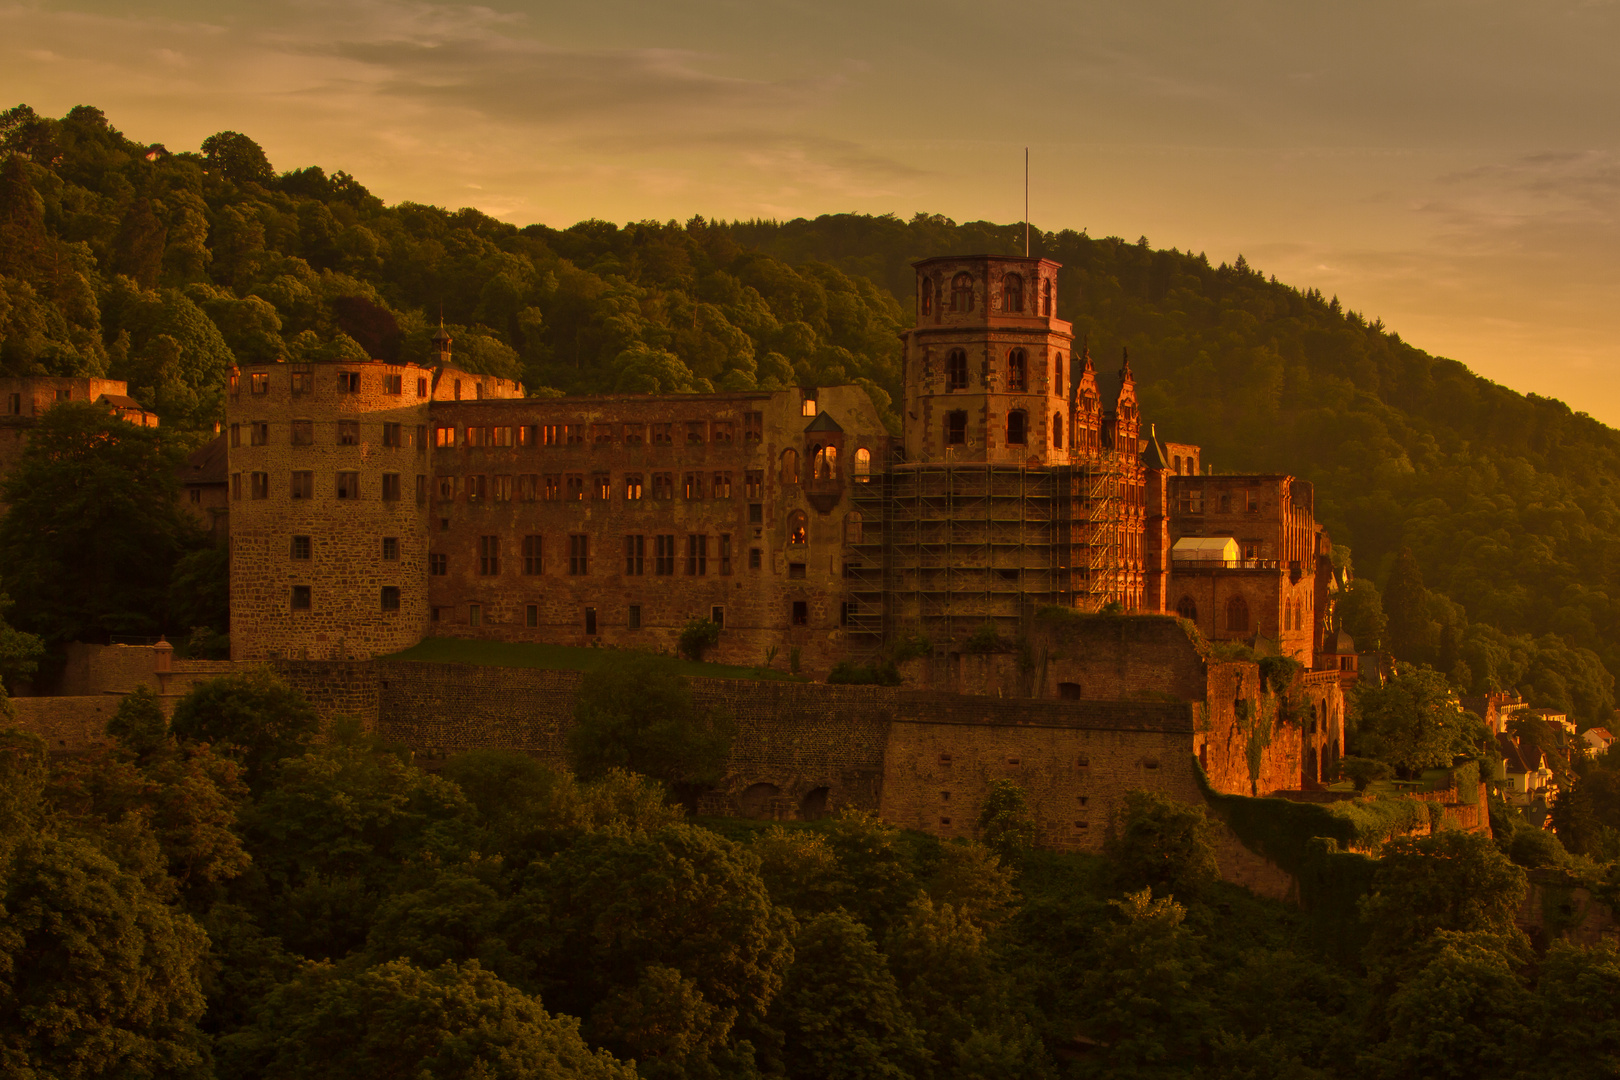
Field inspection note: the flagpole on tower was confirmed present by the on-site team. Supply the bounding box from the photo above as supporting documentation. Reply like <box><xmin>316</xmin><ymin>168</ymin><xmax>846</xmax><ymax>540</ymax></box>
<box><xmin>1024</xmin><ymin>147</ymin><xmax>1030</xmax><ymax>257</ymax></box>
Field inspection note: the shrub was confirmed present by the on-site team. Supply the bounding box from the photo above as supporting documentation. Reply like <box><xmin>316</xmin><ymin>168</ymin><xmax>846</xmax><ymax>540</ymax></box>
<box><xmin>976</xmin><ymin>780</ymin><xmax>1036</xmax><ymax>864</ymax></box>
<box><xmin>1105</xmin><ymin>789</ymin><xmax>1220</xmax><ymax>898</ymax></box>
<box><xmin>677</xmin><ymin>618</ymin><xmax>721</xmax><ymax>662</ymax></box>
<box><xmin>1337</xmin><ymin>756</ymin><xmax>1395</xmax><ymax>791</ymax></box>
<box><xmin>962</xmin><ymin>623</ymin><xmax>1005</xmax><ymax>655</ymax></box>
<box><xmin>826</xmin><ymin>661</ymin><xmax>901</xmax><ymax>686</ymax></box>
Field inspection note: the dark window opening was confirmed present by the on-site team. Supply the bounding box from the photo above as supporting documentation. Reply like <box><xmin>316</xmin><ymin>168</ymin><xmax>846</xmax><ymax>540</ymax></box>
<box><xmin>792</xmin><ymin>600</ymin><xmax>808</xmax><ymax>625</ymax></box>
<box><xmin>946</xmin><ymin>349</ymin><xmax>968</xmax><ymax>390</ymax></box>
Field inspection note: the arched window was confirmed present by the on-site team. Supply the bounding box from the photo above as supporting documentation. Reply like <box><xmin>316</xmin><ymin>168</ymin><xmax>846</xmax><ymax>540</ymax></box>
<box><xmin>813</xmin><ymin>444</ymin><xmax>837</xmax><ymax>480</ymax></box>
<box><xmin>945</xmin><ymin>411</ymin><xmax>967</xmax><ymax>445</ymax></box>
<box><xmin>1226</xmin><ymin>595</ymin><xmax>1250</xmax><ymax>633</ymax></box>
<box><xmin>1002</xmin><ymin>273</ymin><xmax>1024</xmax><ymax>312</ymax></box>
<box><xmin>946</xmin><ymin>349</ymin><xmax>968</xmax><ymax>390</ymax></box>
<box><xmin>1176</xmin><ymin>596</ymin><xmax>1198</xmax><ymax>621</ymax></box>
<box><xmin>844</xmin><ymin>511</ymin><xmax>863</xmax><ymax>544</ymax></box>
<box><xmin>1006</xmin><ymin>349</ymin><xmax>1026</xmax><ymax>391</ymax></box>
<box><xmin>1052</xmin><ymin>413</ymin><xmax>1064</xmax><ymax>449</ymax></box>
<box><xmin>787</xmin><ymin>510</ymin><xmax>808</xmax><ymax>545</ymax></box>
<box><xmin>1006</xmin><ymin>410</ymin><xmax>1027</xmax><ymax>445</ymax></box>
<box><xmin>781</xmin><ymin>448</ymin><xmax>799</xmax><ymax>485</ymax></box>
<box><xmin>853</xmin><ymin>447</ymin><xmax>871</xmax><ymax>480</ymax></box>
<box><xmin>1053</xmin><ymin>353</ymin><xmax>1064</xmax><ymax>397</ymax></box>
<box><xmin>950</xmin><ymin>273</ymin><xmax>973</xmax><ymax>312</ymax></box>
<box><xmin>1173</xmin><ymin>455</ymin><xmax>1182</xmax><ymax>475</ymax></box>
<box><xmin>1042</xmin><ymin>278</ymin><xmax>1053</xmax><ymax>316</ymax></box>
<box><xmin>920</xmin><ymin>277</ymin><xmax>934</xmax><ymax>316</ymax></box>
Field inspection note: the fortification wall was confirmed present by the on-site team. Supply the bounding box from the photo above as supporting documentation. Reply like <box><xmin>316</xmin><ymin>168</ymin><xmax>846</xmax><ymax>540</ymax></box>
<box><xmin>10</xmin><ymin>696</ymin><xmax>119</xmax><ymax>752</ymax></box>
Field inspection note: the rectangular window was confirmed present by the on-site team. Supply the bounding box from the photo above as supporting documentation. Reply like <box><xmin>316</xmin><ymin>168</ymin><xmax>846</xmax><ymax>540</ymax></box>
<box><xmin>416</xmin><ymin>474</ymin><xmax>427</xmax><ymax>504</ymax></box>
<box><xmin>624</xmin><ymin>534</ymin><xmax>645</xmax><ymax>575</ymax></box>
<box><xmin>623</xmin><ymin>423</ymin><xmax>645</xmax><ymax>445</ymax></box>
<box><xmin>292</xmin><ymin>420</ymin><xmax>314</xmax><ymax>446</ymax></box>
<box><xmin>467</xmin><ymin>474</ymin><xmax>488</xmax><ymax>501</ymax></box>
<box><xmin>465</xmin><ymin>426</ymin><xmax>486</xmax><ymax>448</ymax></box>
<box><xmin>749</xmin><ymin>503</ymin><xmax>763</xmax><ymax>524</ymax></box>
<box><xmin>713</xmin><ymin>420</ymin><xmax>734</xmax><ymax>444</ymax></box>
<box><xmin>231</xmin><ymin>473</ymin><xmax>241</xmax><ymax>500</ymax></box>
<box><xmin>338</xmin><ymin>421</ymin><xmax>359</xmax><ymax>446</ymax></box>
<box><xmin>744</xmin><ymin>412</ymin><xmax>763</xmax><ymax>443</ymax></box>
<box><xmin>230</xmin><ymin>423</ymin><xmax>240</xmax><ymax>448</ymax></box>
<box><xmin>382</xmin><ymin>537</ymin><xmax>399</xmax><ymax>560</ymax></box>
<box><xmin>291</xmin><ymin>471</ymin><xmax>313</xmax><ymax>499</ymax></box>
<box><xmin>250</xmin><ymin>422</ymin><xmax>268</xmax><ymax>446</ymax></box>
<box><xmin>719</xmin><ymin>534</ymin><xmax>732</xmax><ymax>575</ymax></box>
<box><xmin>542</xmin><ymin>424</ymin><xmax>560</xmax><ymax>446</ymax></box>
<box><xmin>652</xmin><ymin>472</ymin><xmax>674</xmax><ymax>500</ymax></box>
<box><xmin>712</xmin><ymin>471</ymin><xmax>732</xmax><ymax>499</ymax></box>
<box><xmin>417</xmin><ymin>377</ymin><xmax>429</xmax><ymax>397</ymax></box>
<box><xmin>292</xmin><ymin>368</ymin><xmax>313</xmax><ymax>394</ymax></box>
<box><xmin>789</xmin><ymin>563</ymin><xmax>806</xmax><ymax>579</ymax></box>
<box><xmin>711</xmin><ymin>606</ymin><xmax>724</xmax><ymax>628</ymax></box>
<box><xmin>493</xmin><ymin>426</ymin><xmax>513</xmax><ymax>447</ymax></box>
<box><xmin>292</xmin><ymin>585</ymin><xmax>312</xmax><ymax>610</ymax></box>
<box><xmin>749</xmin><ymin>547</ymin><xmax>762</xmax><ymax>570</ymax></box>
<box><xmin>744</xmin><ymin>470</ymin><xmax>764</xmax><ymax>499</ymax></box>
<box><xmin>683</xmin><ymin>472</ymin><xmax>703</xmax><ymax>500</ymax></box>
<box><xmin>250</xmin><ymin>471</ymin><xmax>269</xmax><ymax>499</ymax></box>
<box><xmin>526</xmin><ymin>604</ymin><xmax>538</xmax><ymax>628</ymax></box>
<box><xmin>384</xmin><ymin>373</ymin><xmax>403</xmax><ymax>395</ymax></box>
<box><xmin>593</xmin><ymin>473</ymin><xmax>611</xmax><ymax>501</ymax></box>
<box><xmin>339</xmin><ymin>371</ymin><xmax>360</xmax><ymax>394</ymax></box>
<box><xmin>383</xmin><ymin>422</ymin><xmax>402</xmax><ymax>448</ymax></box>
<box><xmin>654</xmin><ymin>534</ymin><xmax>676</xmax><ymax>575</ymax></box>
<box><xmin>336</xmin><ymin>471</ymin><xmax>359</xmax><ymax>499</ymax></box>
<box><xmin>686</xmin><ymin>421</ymin><xmax>706</xmax><ymax>444</ymax></box>
<box><xmin>565</xmin><ymin>474</ymin><xmax>585</xmax><ymax>501</ymax></box>
<box><xmin>431</xmin><ymin>606</ymin><xmax>442</xmax><ymax>623</ymax></box>
<box><xmin>5</xmin><ymin>392</ymin><xmax>17</xmax><ymax>414</ymax></box>
<box><xmin>381</xmin><ymin>586</ymin><xmax>401</xmax><ymax>611</ymax></box>
<box><xmin>492</xmin><ymin>475</ymin><xmax>512</xmax><ymax>502</ymax></box>
<box><xmin>585</xmin><ymin>606</ymin><xmax>597</xmax><ymax>635</ymax></box>
<box><xmin>290</xmin><ymin>535</ymin><xmax>311</xmax><ymax>560</ymax></box>
<box><xmin>435</xmin><ymin>426</ymin><xmax>456</xmax><ymax>448</ymax></box>
<box><xmin>686</xmin><ymin>534</ymin><xmax>708</xmax><ymax>576</ymax></box>
<box><xmin>568</xmin><ymin>534</ymin><xmax>589</xmax><ymax>576</ymax></box>
<box><xmin>437</xmin><ymin>476</ymin><xmax>456</xmax><ymax>501</ymax></box>
<box><xmin>802</xmin><ymin>396</ymin><xmax>817</xmax><ymax>417</ymax></box>
<box><xmin>381</xmin><ymin>473</ymin><xmax>402</xmax><ymax>501</ymax></box>
<box><xmin>544</xmin><ymin>474</ymin><xmax>561</xmax><ymax>501</ymax></box>
<box><xmin>479</xmin><ymin>535</ymin><xmax>500</xmax><ymax>575</ymax></box>
<box><xmin>792</xmin><ymin>600</ymin><xmax>808</xmax><ymax>625</ymax></box>
<box><xmin>522</xmin><ymin>535</ymin><xmax>543</xmax><ymax>574</ymax></box>
<box><xmin>250</xmin><ymin>372</ymin><xmax>270</xmax><ymax>395</ymax></box>
<box><xmin>592</xmin><ymin>423</ymin><xmax>613</xmax><ymax>445</ymax></box>
<box><xmin>652</xmin><ymin>422</ymin><xmax>673</xmax><ymax>446</ymax></box>
<box><xmin>624</xmin><ymin>474</ymin><xmax>643</xmax><ymax>500</ymax></box>
<box><xmin>430</xmin><ymin>553</ymin><xmax>447</xmax><ymax>575</ymax></box>
<box><xmin>565</xmin><ymin>424</ymin><xmax>585</xmax><ymax>445</ymax></box>
<box><xmin>469</xmin><ymin>603</ymin><xmax>482</xmax><ymax>626</ymax></box>
<box><xmin>628</xmin><ymin>604</ymin><xmax>641</xmax><ymax>630</ymax></box>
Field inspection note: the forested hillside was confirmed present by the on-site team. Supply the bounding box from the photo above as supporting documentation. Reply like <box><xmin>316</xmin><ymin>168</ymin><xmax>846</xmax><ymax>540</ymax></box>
<box><xmin>2</xmin><ymin>105</ymin><xmax>1616</xmax><ymax>723</ymax></box>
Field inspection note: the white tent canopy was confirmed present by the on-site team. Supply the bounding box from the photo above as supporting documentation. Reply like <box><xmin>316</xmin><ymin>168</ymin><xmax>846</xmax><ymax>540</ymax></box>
<box><xmin>1171</xmin><ymin>536</ymin><xmax>1240</xmax><ymax>562</ymax></box>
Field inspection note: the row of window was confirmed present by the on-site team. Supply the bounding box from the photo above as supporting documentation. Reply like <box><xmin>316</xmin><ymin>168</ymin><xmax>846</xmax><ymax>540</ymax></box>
<box><xmin>436</xmin><ymin>469</ymin><xmax>763</xmax><ymax>507</ymax></box>
<box><xmin>233</xmin><ymin>370</ymin><xmax>504</xmax><ymax>400</ymax></box>
<box><xmin>1175</xmin><ymin>595</ymin><xmax>1253</xmax><ymax>633</ymax></box>
<box><xmin>437</xmin><ymin>533</ymin><xmax>760</xmax><ymax>577</ymax></box>
<box><xmin>919</xmin><ymin>272</ymin><xmax>1054</xmax><ymax>317</ymax></box>
<box><xmin>229</xmin><ymin>420</ymin><xmax>427</xmax><ymax>450</ymax></box>
<box><xmin>934</xmin><ymin>348</ymin><xmax>1065</xmax><ymax>395</ymax></box>
<box><xmin>286</xmin><ymin>591</ymin><xmax>852</xmax><ymax>630</ymax></box>
<box><xmin>433</xmin><ymin>415</ymin><xmax>766</xmax><ymax>449</ymax></box>
<box><xmin>233</xmin><ymin>471</ymin><xmax>424</xmax><ymax>501</ymax></box>
<box><xmin>1175</xmin><ymin>490</ymin><xmax>1261</xmax><ymax>515</ymax></box>
<box><xmin>941</xmin><ymin>409</ymin><xmax>1067</xmax><ymax>448</ymax></box>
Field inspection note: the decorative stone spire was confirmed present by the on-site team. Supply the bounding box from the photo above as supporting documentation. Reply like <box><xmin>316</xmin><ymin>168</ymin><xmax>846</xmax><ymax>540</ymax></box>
<box><xmin>431</xmin><ymin>317</ymin><xmax>453</xmax><ymax>366</ymax></box>
<box><xmin>1120</xmin><ymin>346</ymin><xmax>1133</xmax><ymax>381</ymax></box>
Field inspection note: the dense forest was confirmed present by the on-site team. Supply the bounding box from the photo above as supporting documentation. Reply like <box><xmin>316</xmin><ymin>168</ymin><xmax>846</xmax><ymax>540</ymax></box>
<box><xmin>3</xmin><ymin>665</ymin><xmax>1619</xmax><ymax>1080</ymax></box>
<box><xmin>2</xmin><ymin>104</ymin><xmax>1618</xmax><ymax>724</ymax></box>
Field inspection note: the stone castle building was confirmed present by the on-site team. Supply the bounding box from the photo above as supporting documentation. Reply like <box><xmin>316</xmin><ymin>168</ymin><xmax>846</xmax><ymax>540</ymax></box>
<box><xmin>0</xmin><ymin>254</ymin><xmax>1345</xmax><ymax>684</ymax></box>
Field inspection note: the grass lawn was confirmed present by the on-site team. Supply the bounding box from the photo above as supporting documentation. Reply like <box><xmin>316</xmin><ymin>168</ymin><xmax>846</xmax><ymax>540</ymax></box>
<box><xmin>381</xmin><ymin>636</ymin><xmax>801</xmax><ymax>682</ymax></box>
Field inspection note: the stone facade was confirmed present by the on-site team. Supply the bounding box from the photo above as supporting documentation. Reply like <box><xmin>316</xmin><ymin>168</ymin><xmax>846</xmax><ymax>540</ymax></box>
<box><xmin>0</xmin><ymin>376</ymin><xmax>159</xmax><ymax>512</ymax></box>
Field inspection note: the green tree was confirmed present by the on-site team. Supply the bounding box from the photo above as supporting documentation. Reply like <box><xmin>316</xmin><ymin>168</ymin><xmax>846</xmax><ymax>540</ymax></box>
<box><xmin>217</xmin><ymin>959</ymin><xmax>635</xmax><ymax>1080</ymax></box>
<box><xmin>1104</xmin><ymin>789</ymin><xmax>1220</xmax><ymax>900</ymax></box>
<box><xmin>678</xmin><ymin>616</ymin><xmax>722</xmax><ymax>662</ymax></box>
<box><xmin>976</xmin><ymin>778</ymin><xmax>1037</xmax><ymax>865</ymax></box>
<box><xmin>167</xmin><ymin>544</ymin><xmax>228</xmax><ymax>635</ymax></box>
<box><xmin>567</xmin><ymin>654</ymin><xmax>736</xmax><ymax>802</ymax></box>
<box><xmin>1337</xmin><ymin>577</ymin><xmax>1387</xmax><ymax>653</ymax></box>
<box><xmin>200</xmin><ymin>130</ymin><xmax>274</xmax><ymax>185</ymax></box>
<box><xmin>168</xmin><ymin>668</ymin><xmax>319</xmax><ymax>790</ymax></box>
<box><xmin>820</xmin><ymin>808</ymin><xmax>920</xmax><ymax>937</ymax></box>
<box><xmin>1373</xmin><ymin>931</ymin><xmax>1533</xmax><ymax>1080</ymax></box>
<box><xmin>0</xmin><ymin>585</ymin><xmax>44</xmax><ymax>711</ymax></box>
<box><xmin>0</xmin><ymin>401</ymin><xmax>202</xmax><ymax>645</ymax></box>
<box><xmin>106</xmin><ymin>682</ymin><xmax>168</xmax><ymax>757</ymax></box>
<box><xmin>1351</xmin><ymin>666</ymin><xmax>1487</xmax><ymax>775</ymax></box>
<box><xmin>1360</xmin><ymin>831</ymin><xmax>1528</xmax><ymax>979</ymax></box>
<box><xmin>774</xmin><ymin>910</ymin><xmax>926</xmax><ymax>1080</ymax></box>
<box><xmin>1533</xmin><ymin>939</ymin><xmax>1620</xmax><ymax>1079</ymax></box>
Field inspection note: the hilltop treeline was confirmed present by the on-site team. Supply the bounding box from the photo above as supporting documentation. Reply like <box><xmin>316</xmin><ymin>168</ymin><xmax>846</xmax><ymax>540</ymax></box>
<box><xmin>1</xmin><ymin>105</ymin><xmax>1616</xmax><ymax>721</ymax></box>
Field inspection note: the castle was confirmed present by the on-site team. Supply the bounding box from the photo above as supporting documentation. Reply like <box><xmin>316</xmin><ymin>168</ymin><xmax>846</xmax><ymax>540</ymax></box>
<box><xmin>218</xmin><ymin>253</ymin><xmax>1347</xmax><ymax>682</ymax></box>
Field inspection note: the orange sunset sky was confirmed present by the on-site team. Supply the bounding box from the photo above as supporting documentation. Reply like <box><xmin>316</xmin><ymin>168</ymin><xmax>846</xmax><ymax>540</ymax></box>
<box><xmin>6</xmin><ymin>0</ymin><xmax>1620</xmax><ymax>421</ymax></box>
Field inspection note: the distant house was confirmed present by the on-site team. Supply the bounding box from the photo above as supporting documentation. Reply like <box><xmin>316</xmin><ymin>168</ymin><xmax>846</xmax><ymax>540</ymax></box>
<box><xmin>1497</xmin><ymin>732</ymin><xmax>1555</xmax><ymax>807</ymax></box>
<box><xmin>1583</xmin><ymin>727</ymin><xmax>1615</xmax><ymax>755</ymax></box>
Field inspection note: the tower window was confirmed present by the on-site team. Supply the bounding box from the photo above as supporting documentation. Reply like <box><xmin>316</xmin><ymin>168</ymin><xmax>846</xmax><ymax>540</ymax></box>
<box><xmin>381</xmin><ymin>586</ymin><xmax>401</xmax><ymax>611</ymax></box>
<box><xmin>946</xmin><ymin>349</ymin><xmax>968</xmax><ymax>390</ymax></box>
<box><xmin>1007</xmin><ymin>410</ymin><xmax>1028</xmax><ymax>445</ymax></box>
<box><xmin>1043</xmin><ymin>278</ymin><xmax>1053</xmax><ymax>316</ymax></box>
<box><xmin>792</xmin><ymin>601</ymin><xmax>809</xmax><ymax>625</ymax></box>
<box><xmin>478</xmin><ymin>535</ymin><xmax>500</xmax><ymax>575</ymax></box>
<box><xmin>920</xmin><ymin>277</ymin><xmax>934</xmax><ymax>315</ymax></box>
<box><xmin>854</xmin><ymin>448</ymin><xmax>871</xmax><ymax>480</ymax></box>
<box><xmin>946</xmin><ymin>411</ymin><xmax>967</xmax><ymax>446</ymax></box>
<box><xmin>1003</xmin><ymin>272</ymin><xmax>1024</xmax><ymax>312</ymax></box>
<box><xmin>950</xmin><ymin>272</ymin><xmax>973</xmax><ymax>312</ymax></box>
<box><xmin>1053</xmin><ymin>353</ymin><xmax>1064</xmax><ymax>396</ymax></box>
<box><xmin>1053</xmin><ymin>413</ymin><xmax>1064</xmax><ymax>450</ymax></box>
<box><xmin>1007</xmin><ymin>349</ymin><xmax>1026</xmax><ymax>391</ymax></box>
<box><xmin>291</xmin><ymin>585</ymin><xmax>311</xmax><ymax>611</ymax></box>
